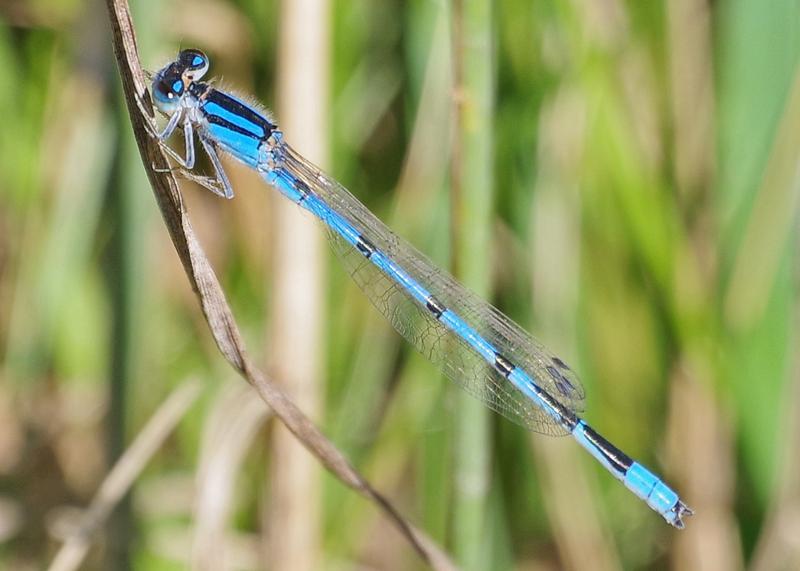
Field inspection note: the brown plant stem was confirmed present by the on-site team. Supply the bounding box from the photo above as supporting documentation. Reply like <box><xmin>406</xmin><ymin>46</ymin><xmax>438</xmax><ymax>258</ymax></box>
<box><xmin>104</xmin><ymin>0</ymin><xmax>457</xmax><ymax>568</ymax></box>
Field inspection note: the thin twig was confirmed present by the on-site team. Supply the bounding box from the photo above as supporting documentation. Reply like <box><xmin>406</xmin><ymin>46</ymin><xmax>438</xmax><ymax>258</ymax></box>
<box><xmin>47</xmin><ymin>380</ymin><xmax>202</xmax><ymax>571</ymax></box>
<box><xmin>104</xmin><ymin>1</ymin><xmax>458</xmax><ymax>568</ymax></box>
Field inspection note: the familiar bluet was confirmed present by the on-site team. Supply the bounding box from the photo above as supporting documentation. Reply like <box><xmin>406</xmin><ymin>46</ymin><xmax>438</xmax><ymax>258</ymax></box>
<box><xmin>149</xmin><ymin>49</ymin><xmax>693</xmax><ymax>528</ymax></box>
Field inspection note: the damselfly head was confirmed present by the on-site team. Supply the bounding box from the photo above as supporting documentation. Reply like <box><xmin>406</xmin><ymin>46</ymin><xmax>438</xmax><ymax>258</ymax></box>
<box><xmin>151</xmin><ymin>49</ymin><xmax>209</xmax><ymax>114</ymax></box>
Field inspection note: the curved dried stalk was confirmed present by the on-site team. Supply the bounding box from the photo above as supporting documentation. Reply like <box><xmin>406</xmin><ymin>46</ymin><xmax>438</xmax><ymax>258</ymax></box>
<box><xmin>104</xmin><ymin>1</ymin><xmax>457</xmax><ymax>569</ymax></box>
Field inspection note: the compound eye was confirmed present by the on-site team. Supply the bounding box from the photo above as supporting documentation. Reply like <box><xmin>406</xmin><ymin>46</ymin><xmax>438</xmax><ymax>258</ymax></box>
<box><xmin>152</xmin><ymin>74</ymin><xmax>184</xmax><ymax>111</ymax></box>
<box><xmin>170</xmin><ymin>78</ymin><xmax>185</xmax><ymax>95</ymax></box>
<box><xmin>178</xmin><ymin>48</ymin><xmax>209</xmax><ymax>79</ymax></box>
<box><xmin>156</xmin><ymin>77</ymin><xmax>183</xmax><ymax>97</ymax></box>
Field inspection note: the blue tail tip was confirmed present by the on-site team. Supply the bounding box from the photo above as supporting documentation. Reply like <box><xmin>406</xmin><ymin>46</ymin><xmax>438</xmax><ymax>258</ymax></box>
<box><xmin>668</xmin><ymin>501</ymin><xmax>694</xmax><ymax>529</ymax></box>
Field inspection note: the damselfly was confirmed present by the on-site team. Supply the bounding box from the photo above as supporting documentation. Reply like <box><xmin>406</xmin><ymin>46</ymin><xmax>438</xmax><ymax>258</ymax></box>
<box><xmin>148</xmin><ymin>49</ymin><xmax>693</xmax><ymax>529</ymax></box>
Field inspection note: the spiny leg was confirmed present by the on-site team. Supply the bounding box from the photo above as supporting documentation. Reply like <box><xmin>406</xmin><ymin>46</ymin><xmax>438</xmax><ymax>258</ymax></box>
<box><xmin>176</xmin><ymin>170</ymin><xmax>230</xmax><ymax>197</ymax></box>
<box><xmin>149</xmin><ymin>118</ymin><xmax>231</xmax><ymax>198</ymax></box>
<box><xmin>182</xmin><ymin>119</ymin><xmax>196</xmax><ymax>169</ymax></box>
<box><xmin>199</xmin><ymin>136</ymin><xmax>234</xmax><ymax>199</ymax></box>
<box><xmin>147</xmin><ymin>108</ymin><xmax>193</xmax><ymax>171</ymax></box>
<box><xmin>153</xmin><ymin>107</ymin><xmax>183</xmax><ymax>142</ymax></box>
<box><xmin>154</xmin><ymin>112</ymin><xmax>196</xmax><ymax>169</ymax></box>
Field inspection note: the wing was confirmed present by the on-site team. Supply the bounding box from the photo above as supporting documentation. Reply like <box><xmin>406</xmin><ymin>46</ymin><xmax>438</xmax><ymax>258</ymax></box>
<box><xmin>280</xmin><ymin>145</ymin><xmax>585</xmax><ymax>435</ymax></box>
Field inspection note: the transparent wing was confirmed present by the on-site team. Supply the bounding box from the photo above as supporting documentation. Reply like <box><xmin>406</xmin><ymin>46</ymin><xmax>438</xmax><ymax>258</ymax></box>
<box><xmin>281</xmin><ymin>145</ymin><xmax>585</xmax><ymax>435</ymax></box>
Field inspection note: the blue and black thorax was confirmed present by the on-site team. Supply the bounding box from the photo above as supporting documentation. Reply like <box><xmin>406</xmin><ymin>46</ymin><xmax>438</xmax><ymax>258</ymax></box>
<box><xmin>191</xmin><ymin>82</ymin><xmax>277</xmax><ymax>166</ymax></box>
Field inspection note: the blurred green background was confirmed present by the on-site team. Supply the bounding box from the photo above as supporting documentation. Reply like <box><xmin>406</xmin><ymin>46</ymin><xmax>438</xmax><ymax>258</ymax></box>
<box><xmin>0</xmin><ymin>0</ymin><xmax>798</xmax><ymax>569</ymax></box>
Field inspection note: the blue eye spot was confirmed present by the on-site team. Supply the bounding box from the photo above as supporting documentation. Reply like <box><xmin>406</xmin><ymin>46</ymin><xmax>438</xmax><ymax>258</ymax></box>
<box><xmin>172</xmin><ymin>80</ymin><xmax>184</xmax><ymax>94</ymax></box>
<box><xmin>193</xmin><ymin>56</ymin><xmax>204</xmax><ymax>66</ymax></box>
